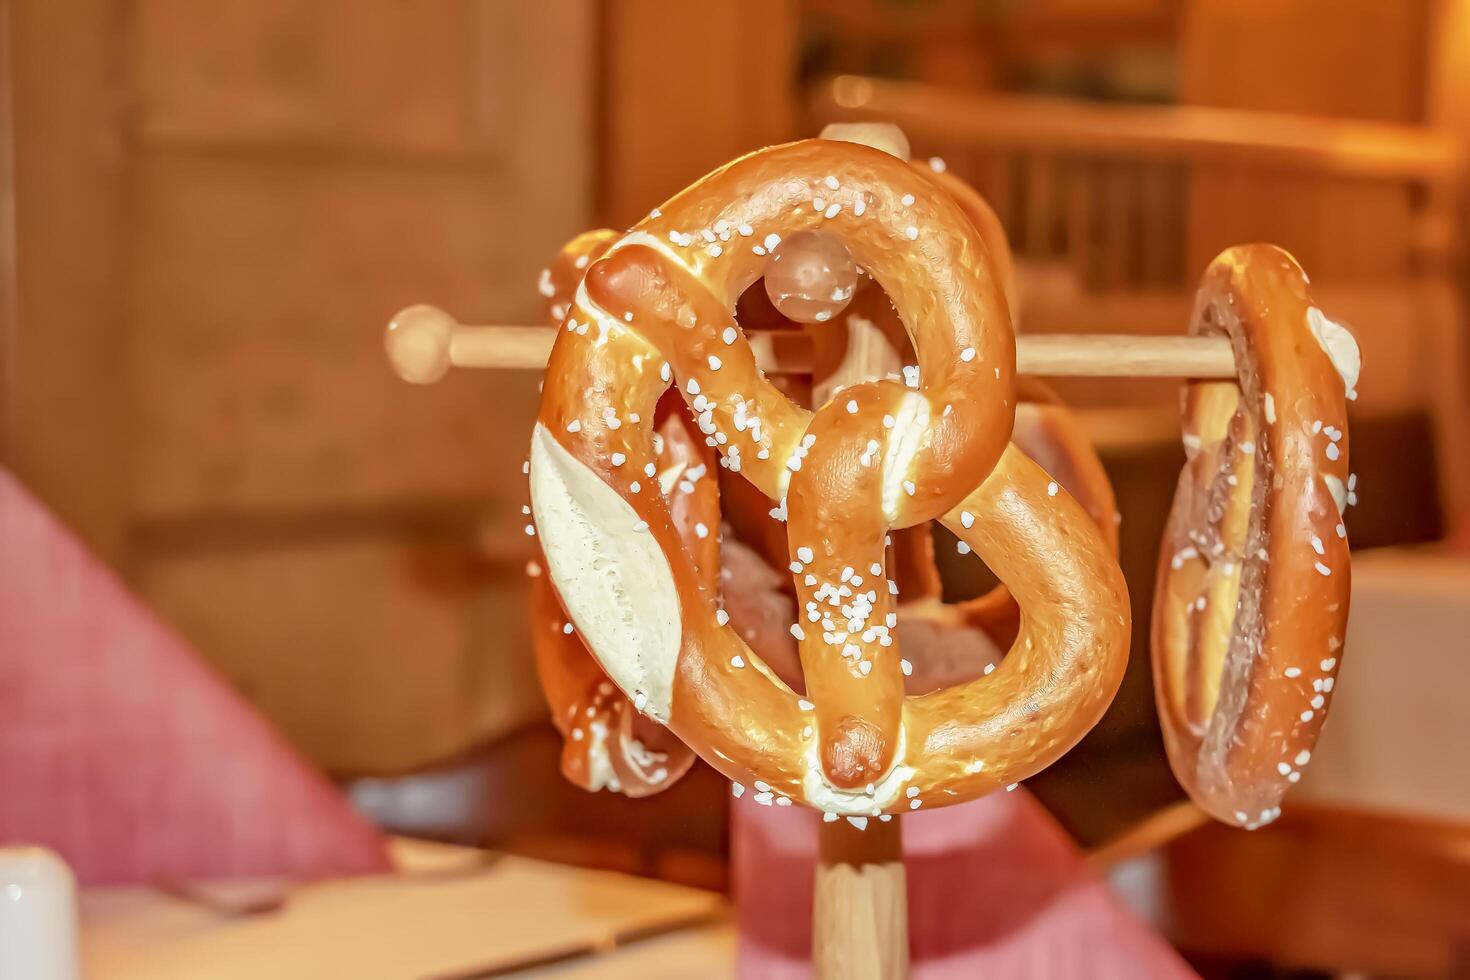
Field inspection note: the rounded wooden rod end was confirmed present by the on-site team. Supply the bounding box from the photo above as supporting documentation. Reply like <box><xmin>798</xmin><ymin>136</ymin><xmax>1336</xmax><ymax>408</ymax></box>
<box><xmin>385</xmin><ymin>304</ymin><xmax>458</xmax><ymax>384</ymax></box>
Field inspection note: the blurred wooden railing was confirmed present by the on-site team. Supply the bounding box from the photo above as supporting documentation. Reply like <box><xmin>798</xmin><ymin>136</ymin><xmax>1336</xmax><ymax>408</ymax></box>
<box><xmin>810</xmin><ymin>74</ymin><xmax>1470</xmax><ymax>521</ymax></box>
<box><xmin>810</xmin><ymin>75</ymin><xmax>1461</xmax><ymax>292</ymax></box>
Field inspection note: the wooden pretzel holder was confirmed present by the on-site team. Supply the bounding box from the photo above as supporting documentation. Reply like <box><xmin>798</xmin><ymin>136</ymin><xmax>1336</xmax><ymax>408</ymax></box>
<box><xmin>383</xmin><ymin>303</ymin><xmax>1240</xmax><ymax>979</ymax></box>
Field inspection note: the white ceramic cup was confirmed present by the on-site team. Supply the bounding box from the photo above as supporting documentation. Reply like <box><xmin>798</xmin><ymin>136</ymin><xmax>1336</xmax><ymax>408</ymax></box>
<box><xmin>0</xmin><ymin>846</ymin><xmax>80</xmax><ymax>980</ymax></box>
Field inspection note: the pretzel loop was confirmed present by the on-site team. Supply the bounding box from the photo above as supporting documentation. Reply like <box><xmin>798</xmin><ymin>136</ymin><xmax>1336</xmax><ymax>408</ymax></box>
<box><xmin>531</xmin><ymin>140</ymin><xmax>1130</xmax><ymax>813</ymax></box>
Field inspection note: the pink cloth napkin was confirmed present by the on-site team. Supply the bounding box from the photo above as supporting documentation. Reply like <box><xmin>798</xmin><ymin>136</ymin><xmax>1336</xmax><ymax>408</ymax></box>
<box><xmin>0</xmin><ymin>470</ymin><xmax>390</xmax><ymax>885</ymax></box>
<box><xmin>733</xmin><ymin>789</ymin><xmax>1197</xmax><ymax>978</ymax></box>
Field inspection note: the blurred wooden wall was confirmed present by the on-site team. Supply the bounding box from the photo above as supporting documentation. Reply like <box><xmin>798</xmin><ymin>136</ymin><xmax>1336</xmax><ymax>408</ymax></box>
<box><xmin>4</xmin><ymin>0</ymin><xmax>593</xmax><ymax>775</ymax></box>
<box><xmin>598</xmin><ymin>0</ymin><xmax>797</xmax><ymax>227</ymax></box>
<box><xmin>800</xmin><ymin>0</ymin><xmax>1181</xmax><ymax>95</ymax></box>
<box><xmin>1180</xmin><ymin>0</ymin><xmax>1433</xmax><ymax>123</ymax></box>
<box><xmin>1180</xmin><ymin>0</ymin><xmax>1441</xmax><ymax>287</ymax></box>
<box><xmin>125</xmin><ymin>0</ymin><xmax>602</xmax><ymax>775</ymax></box>
<box><xmin>1</xmin><ymin>0</ymin><xmax>132</xmax><ymax>560</ymax></box>
<box><xmin>2</xmin><ymin>0</ymin><xmax>799</xmax><ymax>778</ymax></box>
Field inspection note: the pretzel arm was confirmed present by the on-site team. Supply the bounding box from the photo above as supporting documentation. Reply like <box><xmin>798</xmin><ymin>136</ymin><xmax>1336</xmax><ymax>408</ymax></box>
<box><xmin>902</xmin><ymin>446</ymin><xmax>1130</xmax><ymax>802</ymax></box>
<box><xmin>958</xmin><ymin>382</ymin><xmax>1120</xmax><ymax>642</ymax></box>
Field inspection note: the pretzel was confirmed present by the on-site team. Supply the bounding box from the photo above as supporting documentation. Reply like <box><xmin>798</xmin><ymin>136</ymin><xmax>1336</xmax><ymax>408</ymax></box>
<box><xmin>924</xmin><ymin>165</ymin><xmax>1018</xmax><ymax>320</ymax></box>
<box><xmin>792</xmin><ymin>131</ymin><xmax>1106</xmax><ymax>646</ymax></box>
<box><xmin>1153</xmin><ymin>244</ymin><xmax>1357</xmax><ymax>829</ymax></box>
<box><xmin>528</xmin><ymin>139</ymin><xmax>1130</xmax><ymax>814</ymax></box>
<box><xmin>787</xmin><ymin>130</ymin><xmax>1016</xmax><ymax>338</ymax></box>
<box><xmin>530</xmin><ymin>143</ymin><xmax>1116</xmax><ymax>799</ymax></box>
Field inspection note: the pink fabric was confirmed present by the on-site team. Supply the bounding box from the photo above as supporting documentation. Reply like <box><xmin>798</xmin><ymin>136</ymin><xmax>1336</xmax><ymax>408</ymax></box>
<box><xmin>733</xmin><ymin>789</ymin><xmax>1197</xmax><ymax>979</ymax></box>
<box><xmin>0</xmin><ymin>470</ymin><xmax>390</xmax><ymax>885</ymax></box>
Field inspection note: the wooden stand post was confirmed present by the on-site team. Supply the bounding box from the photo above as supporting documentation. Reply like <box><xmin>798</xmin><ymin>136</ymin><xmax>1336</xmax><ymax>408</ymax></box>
<box><xmin>815</xmin><ymin>815</ymin><xmax>908</xmax><ymax>979</ymax></box>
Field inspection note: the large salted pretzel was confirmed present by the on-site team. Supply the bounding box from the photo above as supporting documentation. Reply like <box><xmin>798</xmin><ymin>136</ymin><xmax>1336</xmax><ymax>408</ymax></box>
<box><xmin>534</xmin><ymin>234</ymin><xmax>1119</xmax><ymax>793</ymax></box>
<box><xmin>1154</xmin><ymin>244</ymin><xmax>1358</xmax><ymax>829</ymax></box>
<box><xmin>527</xmin><ymin>139</ymin><xmax>1129</xmax><ymax>815</ymax></box>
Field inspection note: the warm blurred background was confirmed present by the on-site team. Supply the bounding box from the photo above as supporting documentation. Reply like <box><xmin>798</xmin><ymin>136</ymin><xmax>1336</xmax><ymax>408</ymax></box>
<box><xmin>4</xmin><ymin>1</ymin><xmax>1470</xmax><ymax>976</ymax></box>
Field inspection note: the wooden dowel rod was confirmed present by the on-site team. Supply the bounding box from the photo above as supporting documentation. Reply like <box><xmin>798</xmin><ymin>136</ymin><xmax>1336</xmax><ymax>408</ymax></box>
<box><xmin>451</xmin><ymin>325</ymin><xmax>553</xmax><ymax>372</ymax></box>
<box><xmin>815</xmin><ymin>815</ymin><xmax>908</xmax><ymax>980</ymax></box>
<box><xmin>384</xmin><ymin>306</ymin><xmax>1237</xmax><ymax>383</ymax></box>
<box><xmin>1086</xmin><ymin>800</ymin><xmax>1210</xmax><ymax>872</ymax></box>
<box><xmin>1017</xmin><ymin>333</ymin><xmax>1233</xmax><ymax>379</ymax></box>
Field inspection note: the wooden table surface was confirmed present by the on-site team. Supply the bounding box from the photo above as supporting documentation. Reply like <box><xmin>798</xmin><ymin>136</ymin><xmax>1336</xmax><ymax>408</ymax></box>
<box><xmin>82</xmin><ymin>839</ymin><xmax>734</xmax><ymax>979</ymax></box>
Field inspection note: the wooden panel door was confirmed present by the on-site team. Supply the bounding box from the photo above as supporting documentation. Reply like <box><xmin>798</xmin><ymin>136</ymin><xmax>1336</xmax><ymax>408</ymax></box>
<box><xmin>1179</xmin><ymin>0</ymin><xmax>1432</xmax><ymax>282</ymax></box>
<box><xmin>1</xmin><ymin>0</ymin><xmax>133</xmax><ymax>559</ymax></box>
<box><xmin>3</xmin><ymin>0</ymin><xmax>596</xmax><ymax>775</ymax></box>
<box><xmin>125</xmin><ymin>0</ymin><xmax>595</xmax><ymax>774</ymax></box>
<box><xmin>599</xmin><ymin>0</ymin><xmax>797</xmax><ymax>227</ymax></box>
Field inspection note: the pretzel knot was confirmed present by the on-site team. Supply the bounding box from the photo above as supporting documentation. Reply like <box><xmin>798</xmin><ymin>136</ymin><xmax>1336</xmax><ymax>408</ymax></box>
<box><xmin>530</xmin><ymin>140</ymin><xmax>1130</xmax><ymax>814</ymax></box>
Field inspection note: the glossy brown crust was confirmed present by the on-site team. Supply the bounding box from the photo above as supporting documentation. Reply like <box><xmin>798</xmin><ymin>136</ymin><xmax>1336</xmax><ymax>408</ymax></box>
<box><xmin>1010</xmin><ymin>379</ymin><xmax>1119</xmax><ymax>551</ymax></box>
<box><xmin>953</xmin><ymin>380</ymin><xmax>1120</xmax><ymax>645</ymax></box>
<box><xmin>739</xmin><ymin>302</ymin><xmax>1118</xmax><ymax>694</ymax></box>
<box><xmin>826</xmin><ymin>297</ymin><xmax>1119</xmax><ymax>642</ymax></box>
<box><xmin>916</xmin><ymin>446</ymin><xmax>1129</xmax><ymax>793</ymax></box>
<box><xmin>923</xmin><ymin>167</ymin><xmax>1018</xmax><ymax>318</ymax></box>
<box><xmin>1153</xmin><ymin>244</ymin><xmax>1352</xmax><ymax>828</ymax></box>
<box><xmin>534</xmin><ymin>139</ymin><xmax>1130</xmax><ymax>813</ymax></box>
<box><xmin>871</xmin><ymin>382</ymin><xmax>1120</xmax><ymax>637</ymax></box>
<box><xmin>797</xmin><ymin>174</ymin><xmax>1111</xmax><ymax>639</ymax></box>
<box><xmin>540</xmin><ymin>229</ymin><xmax>618</xmax><ymax>321</ymax></box>
<box><xmin>799</xmin><ymin>178</ymin><xmax>1114</xmax><ymax>630</ymax></box>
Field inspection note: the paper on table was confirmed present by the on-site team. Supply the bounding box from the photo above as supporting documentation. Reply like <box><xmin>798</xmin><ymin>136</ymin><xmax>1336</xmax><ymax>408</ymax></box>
<box><xmin>82</xmin><ymin>841</ymin><xmax>729</xmax><ymax>980</ymax></box>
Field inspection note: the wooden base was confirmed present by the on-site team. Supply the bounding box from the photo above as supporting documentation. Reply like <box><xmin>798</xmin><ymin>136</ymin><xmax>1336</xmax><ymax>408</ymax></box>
<box><xmin>813</xmin><ymin>816</ymin><xmax>909</xmax><ymax>980</ymax></box>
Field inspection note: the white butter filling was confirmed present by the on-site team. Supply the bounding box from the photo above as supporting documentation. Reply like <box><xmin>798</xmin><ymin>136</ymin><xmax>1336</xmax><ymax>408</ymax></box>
<box><xmin>1306</xmin><ymin>307</ymin><xmax>1361</xmax><ymax>395</ymax></box>
<box><xmin>880</xmin><ymin>392</ymin><xmax>930</xmax><ymax>521</ymax></box>
<box><xmin>530</xmin><ymin>422</ymin><xmax>682</xmax><ymax>723</ymax></box>
<box><xmin>818</xmin><ymin>122</ymin><xmax>912</xmax><ymax>161</ymax></box>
